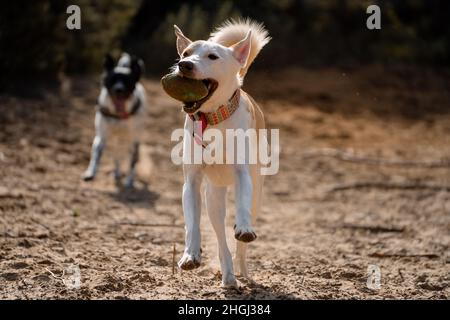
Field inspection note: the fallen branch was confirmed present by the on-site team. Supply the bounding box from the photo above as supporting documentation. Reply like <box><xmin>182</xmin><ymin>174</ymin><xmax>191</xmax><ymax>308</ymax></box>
<box><xmin>30</xmin><ymin>217</ymin><xmax>53</xmax><ymax>233</ymax></box>
<box><xmin>0</xmin><ymin>187</ymin><xmax>23</xmax><ymax>199</ymax></box>
<box><xmin>398</xmin><ymin>268</ymin><xmax>405</xmax><ymax>282</ymax></box>
<box><xmin>172</xmin><ymin>243</ymin><xmax>176</xmax><ymax>276</ymax></box>
<box><xmin>341</xmin><ymin>223</ymin><xmax>405</xmax><ymax>233</ymax></box>
<box><xmin>327</xmin><ymin>182</ymin><xmax>450</xmax><ymax>193</ymax></box>
<box><xmin>369</xmin><ymin>252</ymin><xmax>440</xmax><ymax>259</ymax></box>
<box><xmin>302</xmin><ymin>148</ymin><xmax>450</xmax><ymax>168</ymax></box>
<box><xmin>2</xmin><ymin>232</ymin><xmax>48</xmax><ymax>240</ymax></box>
<box><xmin>45</xmin><ymin>267</ymin><xmax>64</xmax><ymax>281</ymax></box>
<box><xmin>116</xmin><ymin>221</ymin><xmax>184</xmax><ymax>228</ymax></box>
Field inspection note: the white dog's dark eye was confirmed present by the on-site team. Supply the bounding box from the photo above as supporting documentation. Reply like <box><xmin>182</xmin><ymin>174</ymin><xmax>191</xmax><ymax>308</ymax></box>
<box><xmin>208</xmin><ymin>54</ymin><xmax>219</xmax><ymax>60</ymax></box>
<box><xmin>183</xmin><ymin>51</ymin><xmax>190</xmax><ymax>57</ymax></box>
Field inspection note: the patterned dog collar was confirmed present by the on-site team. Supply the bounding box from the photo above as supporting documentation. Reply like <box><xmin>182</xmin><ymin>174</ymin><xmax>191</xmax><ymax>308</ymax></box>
<box><xmin>190</xmin><ymin>89</ymin><xmax>241</xmax><ymax>126</ymax></box>
<box><xmin>189</xmin><ymin>89</ymin><xmax>241</xmax><ymax>148</ymax></box>
<box><xmin>205</xmin><ymin>89</ymin><xmax>241</xmax><ymax>125</ymax></box>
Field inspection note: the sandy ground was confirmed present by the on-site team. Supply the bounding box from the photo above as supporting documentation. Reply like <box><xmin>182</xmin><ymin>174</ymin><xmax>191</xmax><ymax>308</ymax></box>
<box><xmin>0</xmin><ymin>66</ymin><xmax>449</xmax><ymax>299</ymax></box>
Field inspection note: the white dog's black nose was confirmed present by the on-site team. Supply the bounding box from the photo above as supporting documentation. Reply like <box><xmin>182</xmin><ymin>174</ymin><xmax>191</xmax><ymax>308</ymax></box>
<box><xmin>178</xmin><ymin>60</ymin><xmax>194</xmax><ymax>73</ymax></box>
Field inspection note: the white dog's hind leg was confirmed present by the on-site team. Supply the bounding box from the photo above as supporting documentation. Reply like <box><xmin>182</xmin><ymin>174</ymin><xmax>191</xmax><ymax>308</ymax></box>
<box><xmin>234</xmin><ymin>165</ymin><xmax>257</xmax><ymax>243</ymax></box>
<box><xmin>205</xmin><ymin>182</ymin><xmax>237</xmax><ymax>287</ymax></box>
<box><xmin>113</xmin><ymin>159</ymin><xmax>122</xmax><ymax>187</ymax></box>
<box><xmin>179</xmin><ymin>168</ymin><xmax>203</xmax><ymax>270</ymax></box>
<box><xmin>234</xmin><ymin>241</ymin><xmax>248</xmax><ymax>278</ymax></box>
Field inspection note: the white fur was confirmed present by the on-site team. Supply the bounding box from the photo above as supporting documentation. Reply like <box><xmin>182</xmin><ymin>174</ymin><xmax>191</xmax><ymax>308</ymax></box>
<box><xmin>174</xmin><ymin>20</ymin><xmax>270</xmax><ymax>287</ymax></box>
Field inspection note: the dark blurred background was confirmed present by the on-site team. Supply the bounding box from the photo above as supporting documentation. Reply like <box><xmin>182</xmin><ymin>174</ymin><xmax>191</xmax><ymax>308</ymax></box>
<box><xmin>2</xmin><ymin>1</ymin><xmax>450</xmax><ymax>301</ymax></box>
<box><xmin>1</xmin><ymin>0</ymin><xmax>449</xmax><ymax>91</ymax></box>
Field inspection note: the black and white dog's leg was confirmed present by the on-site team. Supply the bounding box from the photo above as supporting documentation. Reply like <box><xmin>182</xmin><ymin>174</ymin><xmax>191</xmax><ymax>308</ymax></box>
<box><xmin>124</xmin><ymin>141</ymin><xmax>139</xmax><ymax>188</ymax></box>
<box><xmin>178</xmin><ymin>167</ymin><xmax>203</xmax><ymax>270</ymax></box>
<box><xmin>205</xmin><ymin>183</ymin><xmax>237</xmax><ymax>287</ymax></box>
<box><xmin>83</xmin><ymin>135</ymin><xmax>105</xmax><ymax>181</ymax></box>
<box><xmin>83</xmin><ymin>112</ymin><xmax>107</xmax><ymax>181</ymax></box>
<box><xmin>234</xmin><ymin>164</ymin><xmax>257</xmax><ymax>243</ymax></box>
<box><xmin>113</xmin><ymin>159</ymin><xmax>122</xmax><ymax>187</ymax></box>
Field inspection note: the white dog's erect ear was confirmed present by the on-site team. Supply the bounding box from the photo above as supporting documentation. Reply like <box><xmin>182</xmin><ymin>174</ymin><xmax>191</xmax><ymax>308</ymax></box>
<box><xmin>230</xmin><ymin>30</ymin><xmax>252</xmax><ymax>67</ymax></box>
<box><xmin>174</xmin><ymin>25</ymin><xmax>192</xmax><ymax>56</ymax></box>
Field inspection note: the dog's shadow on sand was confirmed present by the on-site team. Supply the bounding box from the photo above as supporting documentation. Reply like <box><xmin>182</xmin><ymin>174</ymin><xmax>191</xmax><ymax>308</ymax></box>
<box><xmin>105</xmin><ymin>180</ymin><xmax>160</xmax><ymax>209</ymax></box>
<box><xmin>223</xmin><ymin>279</ymin><xmax>298</xmax><ymax>300</ymax></box>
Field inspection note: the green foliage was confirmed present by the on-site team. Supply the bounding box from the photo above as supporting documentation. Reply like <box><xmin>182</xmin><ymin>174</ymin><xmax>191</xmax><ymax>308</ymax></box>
<box><xmin>65</xmin><ymin>0</ymin><xmax>140</xmax><ymax>73</ymax></box>
<box><xmin>124</xmin><ymin>0</ymin><xmax>449</xmax><ymax>72</ymax></box>
<box><xmin>0</xmin><ymin>0</ymin><xmax>140</xmax><ymax>87</ymax></box>
<box><xmin>125</xmin><ymin>1</ymin><xmax>241</xmax><ymax>73</ymax></box>
<box><xmin>0</xmin><ymin>2</ymin><xmax>68</xmax><ymax>79</ymax></box>
<box><xmin>0</xmin><ymin>0</ymin><xmax>448</xmax><ymax>87</ymax></box>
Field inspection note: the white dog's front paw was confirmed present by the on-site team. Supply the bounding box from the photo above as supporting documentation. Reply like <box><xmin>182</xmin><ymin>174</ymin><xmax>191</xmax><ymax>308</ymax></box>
<box><xmin>178</xmin><ymin>251</ymin><xmax>201</xmax><ymax>270</ymax></box>
<box><xmin>234</xmin><ymin>225</ymin><xmax>257</xmax><ymax>243</ymax></box>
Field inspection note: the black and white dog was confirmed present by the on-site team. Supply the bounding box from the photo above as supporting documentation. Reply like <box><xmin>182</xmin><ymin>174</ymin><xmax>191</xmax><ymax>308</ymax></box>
<box><xmin>83</xmin><ymin>53</ymin><xmax>146</xmax><ymax>188</ymax></box>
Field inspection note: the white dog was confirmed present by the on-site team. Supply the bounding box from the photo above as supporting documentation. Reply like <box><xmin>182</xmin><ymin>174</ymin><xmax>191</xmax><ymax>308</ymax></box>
<box><xmin>83</xmin><ymin>53</ymin><xmax>146</xmax><ymax>188</ymax></box>
<box><xmin>172</xmin><ymin>20</ymin><xmax>270</xmax><ymax>287</ymax></box>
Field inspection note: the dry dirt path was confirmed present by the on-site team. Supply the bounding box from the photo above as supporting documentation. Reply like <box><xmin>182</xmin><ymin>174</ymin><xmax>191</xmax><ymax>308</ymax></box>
<box><xmin>0</xmin><ymin>69</ymin><xmax>449</xmax><ymax>299</ymax></box>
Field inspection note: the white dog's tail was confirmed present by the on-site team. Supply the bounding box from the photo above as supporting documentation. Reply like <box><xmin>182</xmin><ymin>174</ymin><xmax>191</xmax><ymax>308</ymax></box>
<box><xmin>209</xmin><ymin>19</ymin><xmax>271</xmax><ymax>78</ymax></box>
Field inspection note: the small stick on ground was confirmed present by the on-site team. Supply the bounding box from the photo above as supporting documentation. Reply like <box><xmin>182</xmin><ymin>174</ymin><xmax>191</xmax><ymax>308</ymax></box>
<box><xmin>369</xmin><ymin>252</ymin><xmax>440</xmax><ymax>259</ymax></box>
<box><xmin>45</xmin><ymin>267</ymin><xmax>65</xmax><ymax>281</ymax></box>
<box><xmin>172</xmin><ymin>243</ymin><xmax>176</xmax><ymax>276</ymax></box>
<box><xmin>326</xmin><ymin>182</ymin><xmax>450</xmax><ymax>193</ymax></box>
<box><xmin>302</xmin><ymin>148</ymin><xmax>450</xmax><ymax>168</ymax></box>
<box><xmin>398</xmin><ymin>268</ymin><xmax>405</xmax><ymax>282</ymax></box>
<box><xmin>117</xmin><ymin>221</ymin><xmax>184</xmax><ymax>228</ymax></box>
<box><xmin>341</xmin><ymin>223</ymin><xmax>405</xmax><ymax>233</ymax></box>
<box><xmin>30</xmin><ymin>217</ymin><xmax>54</xmax><ymax>236</ymax></box>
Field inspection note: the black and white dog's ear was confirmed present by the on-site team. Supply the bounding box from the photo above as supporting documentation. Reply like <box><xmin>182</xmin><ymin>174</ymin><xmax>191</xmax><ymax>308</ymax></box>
<box><xmin>104</xmin><ymin>54</ymin><xmax>115</xmax><ymax>72</ymax></box>
<box><xmin>131</xmin><ymin>56</ymin><xmax>145</xmax><ymax>81</ymax></box>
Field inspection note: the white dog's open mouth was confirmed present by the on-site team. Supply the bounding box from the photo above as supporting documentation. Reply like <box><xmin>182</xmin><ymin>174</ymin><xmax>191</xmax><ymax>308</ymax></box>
<box><xmin>183</xmin><ymin>78</ymin><xmax>218</xmax><ymax>114</ymax></box>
